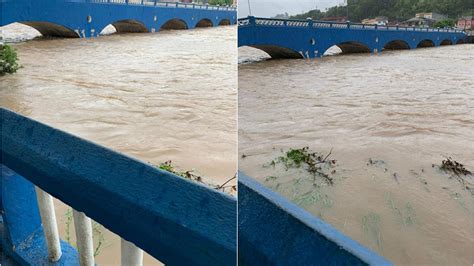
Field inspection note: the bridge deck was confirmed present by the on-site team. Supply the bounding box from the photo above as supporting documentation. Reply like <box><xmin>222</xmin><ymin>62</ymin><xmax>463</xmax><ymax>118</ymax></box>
<box><xmin>1</xmin><ymin>0</ymin><xmax>236</xmax><ymax>38</ymax></box>
<box><xmin>238</xmin><ymin>16</ymin><xmax>469</xmax><ymax>59</ymax></box>
<box><xmin>1</xmin><ymin>108</ymin><xmax>236</xmax><ymax>265</ymax></box>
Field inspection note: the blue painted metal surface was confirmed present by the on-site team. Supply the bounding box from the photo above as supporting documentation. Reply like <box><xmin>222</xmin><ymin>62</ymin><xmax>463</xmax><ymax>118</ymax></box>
<box><xmin>0</xmin><ymin>0</ymin><xmax>236</xmax><ymax>38</ymax></box>
<box><xmin>1</xmin><ymin>165</ymin><xmax>79</xmax><ymax>265</ymax></box>
<box><xmin>238</xmin><ymin>172</ymin><xmax>392</xmax><ymax>265</ymax></box>
<box><xmin>238</xmin><ymin>16</ymin><xmax>469</xmax><ymax>59</ymax></box>
<box><xmin>1</xmin><ymin>108</ymin><xmax>236</xmax><ymax>265</ymax></box>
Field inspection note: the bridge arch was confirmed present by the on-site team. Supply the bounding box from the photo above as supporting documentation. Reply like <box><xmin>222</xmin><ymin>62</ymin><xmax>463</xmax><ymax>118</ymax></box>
<box><xmin>19</xmin><ymin>21</ymin><xmax>79</xmax><ymax>38</ymax></box>
<box><xmin>111</xmin><ymin>19</ymin><xmax>148</xmax><ymax>34</ymax></box>
<box><xmin>195</xmin><ymin>18</ymin><xmax>214</xmax><ymax>28</ymax></box>
<box><xmin>246</xmin><ymin>45</ymin><xmax>303</xmax><ymax>59</ymax></box>
<box><xmin>160</xmin><ymin>19</ymin><xmax>188</xmax><ymax>30</ymax></box>
<box><xmin>383</xmin><ymin>40</ymin><xmax>411</xmax><ymax>50</ymax></box>
<box><xmin>440</xmin><ymin>39</ymin><xmax>453</xmax><ymax>45</ymax></box>
<box><xmin>417</xmin><ymin>39</ymin><xmax>435</xmax><ymax>48</ymax></box>
<box><xmin>218</xmin><ymin>19</ymin><xmax>231</xmax><ymax>26</ymax></box>
<box><xmin>324</xmin><ymin>41</ymin><xmax>371</xmax><ymax>55</ymax></box>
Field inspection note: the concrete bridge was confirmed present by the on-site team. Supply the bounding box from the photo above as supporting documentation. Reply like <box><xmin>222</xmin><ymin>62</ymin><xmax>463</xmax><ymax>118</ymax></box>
<box><xmin>1</xmin><ymin>110</ymin><xmax>391</xmax><ymax>265</ymax></box>
<box><xmin>1</xmin><ymin>108</ymin><xmax>236</xmax><ymax>265</ymax></box>
<box><xmin>238</xmin><ymin>16</ymin><xmax>469</xmax><ymax>59</ymax></box>
<box><xmin>238</xmin><ymin>173</ymin><xmax>392</xmax><ymax>265</ymax></box>
<box><xmin>0</xmin><ymin>0</ymin><xmax>236</xmax><ymax>38</ymax></box>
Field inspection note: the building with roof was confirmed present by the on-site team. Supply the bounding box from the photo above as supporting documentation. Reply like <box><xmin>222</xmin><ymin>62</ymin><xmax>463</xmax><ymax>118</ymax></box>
<box><xmin>457</xmin><ymin>16</ymin><xmax>473</xmax><ymax>30</ymax></box>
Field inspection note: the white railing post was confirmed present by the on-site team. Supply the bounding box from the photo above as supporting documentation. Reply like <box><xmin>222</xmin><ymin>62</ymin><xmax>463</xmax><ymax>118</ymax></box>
<box><xmin>35</xmin><ymin>187</ymin><xmax>62</xmax><ymax>262</ymax></box>
<box><xmin>73</xmin><ymin>210</ymin><xmax>95</xmax><ymax>266</ymax></box>
<box><xmin>121</xmin><ymin>239</ymin><xmax>143</xmax><ymax>266</ymax></box>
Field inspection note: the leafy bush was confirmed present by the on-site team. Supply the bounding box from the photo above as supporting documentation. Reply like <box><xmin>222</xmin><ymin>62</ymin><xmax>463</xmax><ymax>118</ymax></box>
<box><xmin>208</xmin><ymin>0</ymin><xmax>232</xmax><ymax>6</ymax></box>
<box><xmin>433</xmin><ymin>19</ymin><xmax>455</xmax><ymax>28</ymax></box>
<box><xmin>0</xmin><ymin>44</ymin><xmax>21</xmax><ymax>74</ymax></box>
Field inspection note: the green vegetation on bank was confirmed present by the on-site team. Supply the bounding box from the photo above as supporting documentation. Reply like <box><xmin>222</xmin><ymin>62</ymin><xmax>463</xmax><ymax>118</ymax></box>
<box><xmin>433</xmin><ymin>19</ymin><xmax>456</xmax><ymax>28</ymax></box>
<box><xmin>291</xmin><ymin>0</ymin><xmax>473</xmax><ymax>22</ymax></box>
<box><xmin>0</xmin><ymin>44</ymin><xmax>21</xmax><ymax>74</ymax></box>
<box><xmin>208</xmin><ymin>0</ymin><xmax>233</xmax><ymax>6</ymax></box>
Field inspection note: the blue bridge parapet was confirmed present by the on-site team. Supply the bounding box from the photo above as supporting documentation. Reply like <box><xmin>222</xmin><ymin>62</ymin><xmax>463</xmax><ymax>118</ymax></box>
<box><xmin>0</xmin><ymin>108</ymin><xmax>236</xmax><ymax>265</ymax></box>
<box><xmin>0</xmin><ymin>0</ymin><xmax>236</xmax><ymax>38</ymax></box>
<box><xmin>238</xmin><ymin>16</ymin><xmax>469</xmax><ymax>59</ymax></box>
<box><xmin>238</xmin><ymin>172</ymin><xmax>392</xmax><ymax>265</ymax></box>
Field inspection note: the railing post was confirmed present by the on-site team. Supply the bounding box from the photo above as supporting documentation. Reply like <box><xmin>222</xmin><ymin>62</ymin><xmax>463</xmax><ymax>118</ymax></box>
<box><xmin>121</xmin><ymin>239</ymin><xmax>144</xmax><ymax>266</ymax></box>
<box><xmin>35</xmin><ymin>187</ymin><xmax>62</xmax><ymax>262</ymax></box>
<box><xmin>73</xmin><ymin>210</ymin><xmax>95</xmax><ymax>266</ymax></box>
<box><xmin>249</xmin><ymin>16</ymin><xmax>256</xmax><ymax>26</ymax></box>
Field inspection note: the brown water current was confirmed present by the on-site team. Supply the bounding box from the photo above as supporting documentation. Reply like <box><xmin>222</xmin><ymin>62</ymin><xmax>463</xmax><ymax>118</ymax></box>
<box><xmin>1</xmin><ymin>25</ymin><xmax>237</xmax><ymax>265</ymax></box>
<box><xmin>239</xmin><ymin>45</ymin><xmax>474</xmax><ymax>265</ymax></box>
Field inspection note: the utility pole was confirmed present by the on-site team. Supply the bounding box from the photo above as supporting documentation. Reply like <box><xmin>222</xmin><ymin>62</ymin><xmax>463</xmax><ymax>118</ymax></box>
<box><xmin>346</xmin><ymin>0</ymin><xmax>349</xmax><ymax>21</ymax></box>
<box><xmin>247</xmin><ymin>0</ymin><xmax>251</xmax><ymax>16</ymax></box>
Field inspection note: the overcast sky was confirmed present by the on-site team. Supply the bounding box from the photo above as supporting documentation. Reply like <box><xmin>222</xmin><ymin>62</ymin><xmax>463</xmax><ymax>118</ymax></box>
<box><xmin>238</xmin><ymin>0</ymin><xmax>346</xmax><ymax>18</ymax></box>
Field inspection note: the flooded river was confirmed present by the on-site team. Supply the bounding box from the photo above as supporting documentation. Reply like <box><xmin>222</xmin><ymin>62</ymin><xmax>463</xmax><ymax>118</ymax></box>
<box><xmin>239</xmin><ymin>45</ymin><xmax>474</xmax><ymax>265</ymax></box>
<box><xmin>1</xmin><ymin>24</ymin><xmax>236</xmax><ymax>265</ymax></box>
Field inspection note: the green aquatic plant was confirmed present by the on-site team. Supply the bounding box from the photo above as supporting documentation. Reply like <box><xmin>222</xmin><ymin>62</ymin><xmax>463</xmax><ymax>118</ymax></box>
<box><xmin>386</xmin><ymin>193</ymin><xmax>416</xmax><ymax>226</ymax></box>
<box><xmin>64</xmin><ymin>208</ymin><xmax>73</xmax><ymax>245</ymax></box>
<box><xmin>404</xmin><ymin>202</ymin><xmax>416</xmax><ymax>225</ymax></box>
<box><xmin>265</xmin><ymin>175</ymin><xmax>278</xmax><ymax>182</ymax></box>
<box><xmin>63</xmin><ymin>208</ymin><xmax>107</xmax><ymax>257</ymax></box>
<box><xmin>268</xmin><ymin>147</ymin><xmax>336</xmax><ymax>185</ymax></box>
<box><xmin>92</xmin><ymin>222</ymin><xmax>107</xmax><ymax>257</ymax></box>
<box><xmin>362</xmin><ymin>212</ymin><xmax>382</xmax><ymax>250</ymax></box>
<box><xmin>294</xmin><ymin>189</ymin><xmax>322</xmax><ymax>207</ymax></box>
<box><xmin>293</xmin><ymin>186</ymin><xmax>333</xmax><ymax>210</ymax></box>
<box><xmin>0</xmin><ymin>44</ymin><xmax>21</xmax><ymax>74</ymax></box>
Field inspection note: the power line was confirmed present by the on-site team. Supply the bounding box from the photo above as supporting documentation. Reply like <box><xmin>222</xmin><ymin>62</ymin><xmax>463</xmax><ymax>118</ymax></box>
<box><xmin>247</xmin><ymin>0</ymin><xmax>252</xmax><ymax>16</ymax></box>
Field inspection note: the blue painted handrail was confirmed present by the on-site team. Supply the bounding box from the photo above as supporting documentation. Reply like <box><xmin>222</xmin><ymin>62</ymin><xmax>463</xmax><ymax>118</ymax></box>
<box><xmin>238</xmin><ymin>172</ymin><xmax>392</xmax><ymax>265</ymax></box>
<box><xmin>0</xmin><ymin>108</ymin><xmax>236</xmax><ymax>265</ymax></box>
<box><xmin>239</xmin><ymin>16</ymin><xmax>464</xmax><ymax>33</ymax></box>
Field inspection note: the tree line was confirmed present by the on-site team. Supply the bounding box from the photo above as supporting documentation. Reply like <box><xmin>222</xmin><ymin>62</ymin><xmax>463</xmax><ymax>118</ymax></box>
<box><xmin>291</xmin><ymin>0</ymin><xmax>473</xmax><ymax>22</ymax></box>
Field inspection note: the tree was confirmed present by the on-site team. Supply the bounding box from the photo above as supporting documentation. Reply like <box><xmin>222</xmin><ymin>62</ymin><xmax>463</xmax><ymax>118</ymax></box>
<box><xmin>433</xmin><ymin>19</ymin><xmax>455</xmax><ymax>28</ymax></box>
<box><xmin>208</xmin><ymin>0</ymin><xmax>232</xmax><ymax>6</ymax></box>
<box><xmin>0</xmin><ymin>44</ymin><xmax>21</xmax><ymax>75</ymax></box>
<box><xmin>290</xmin><ymin>0</ymin><xmax>472</xmax><ymax>23</ymax></box>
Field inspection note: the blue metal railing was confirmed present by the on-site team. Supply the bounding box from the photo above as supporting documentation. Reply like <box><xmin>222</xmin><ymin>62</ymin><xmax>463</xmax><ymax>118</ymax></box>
<box><xmin>75</xmin><ymin>0</ymin><xmax>237</xmax><ymax>11</ymax></box>
<box><xmin>238</xmin><ymin>16</ymin><xmax>465</xmax><ymax>34</ymax></box>
<box><xmin>238</xmin><ymin>172</ymin><xmax>393</xmax><ymax>265</ymax></box>
<box><xmin>0</xmin><ymin>108</ymin><xmax>236</xmax><ymax>265</ymax></box>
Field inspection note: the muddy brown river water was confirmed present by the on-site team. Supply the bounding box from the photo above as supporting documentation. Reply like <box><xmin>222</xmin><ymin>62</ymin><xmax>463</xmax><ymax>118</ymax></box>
<box><xmin>239</xmin><ymin>45</ymin><xmax>474</xmax><ymax>265</ymax></box>
<box><xmin>1</xmin><ymin>24</ymin><xmax>236</xmax><ymax>265</ymax></box>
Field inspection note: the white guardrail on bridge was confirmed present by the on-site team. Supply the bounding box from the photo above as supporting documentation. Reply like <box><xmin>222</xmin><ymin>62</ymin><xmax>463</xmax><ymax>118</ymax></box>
<box><xmin>238</xmin><ymin>17</ymin><xmax>465</xmax><ymax>33</ymax></box>
<box><xmin>84</xmin><ymin>0</ymin><xmax>236</xmax><ymax>11</ymax></box>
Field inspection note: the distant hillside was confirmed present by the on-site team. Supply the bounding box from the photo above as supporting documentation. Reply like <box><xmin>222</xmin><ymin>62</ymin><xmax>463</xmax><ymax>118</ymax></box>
<box><xmin>291</xmin><ymin>0</ymin><xmax>473</xmax><ymax>22</ymax></box>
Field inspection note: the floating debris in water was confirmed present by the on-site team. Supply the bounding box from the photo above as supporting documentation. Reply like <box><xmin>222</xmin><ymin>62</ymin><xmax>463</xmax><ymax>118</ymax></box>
<box><xmin>265</xmin><ymin>175</ymin><xmax>278</xmax><ymax>182</ymax></box>
<box><xmin>157</xmin><ymin>161</ymin><xmax>236</xmax><ymax>195</ymax></box>
<box><xmin>267</xmin><ymin>146</ymin><xmax>336</xmax><ymax>185</ymax></box>
<box><xmin>440</xmin><ymin>157</ymin><xmax>472</xmax><ymax>176</ymax></box>
<box><xmin>437</xmin><ymin>157</ymin><xmax>473</xmax><ymax>193</ymax></box>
